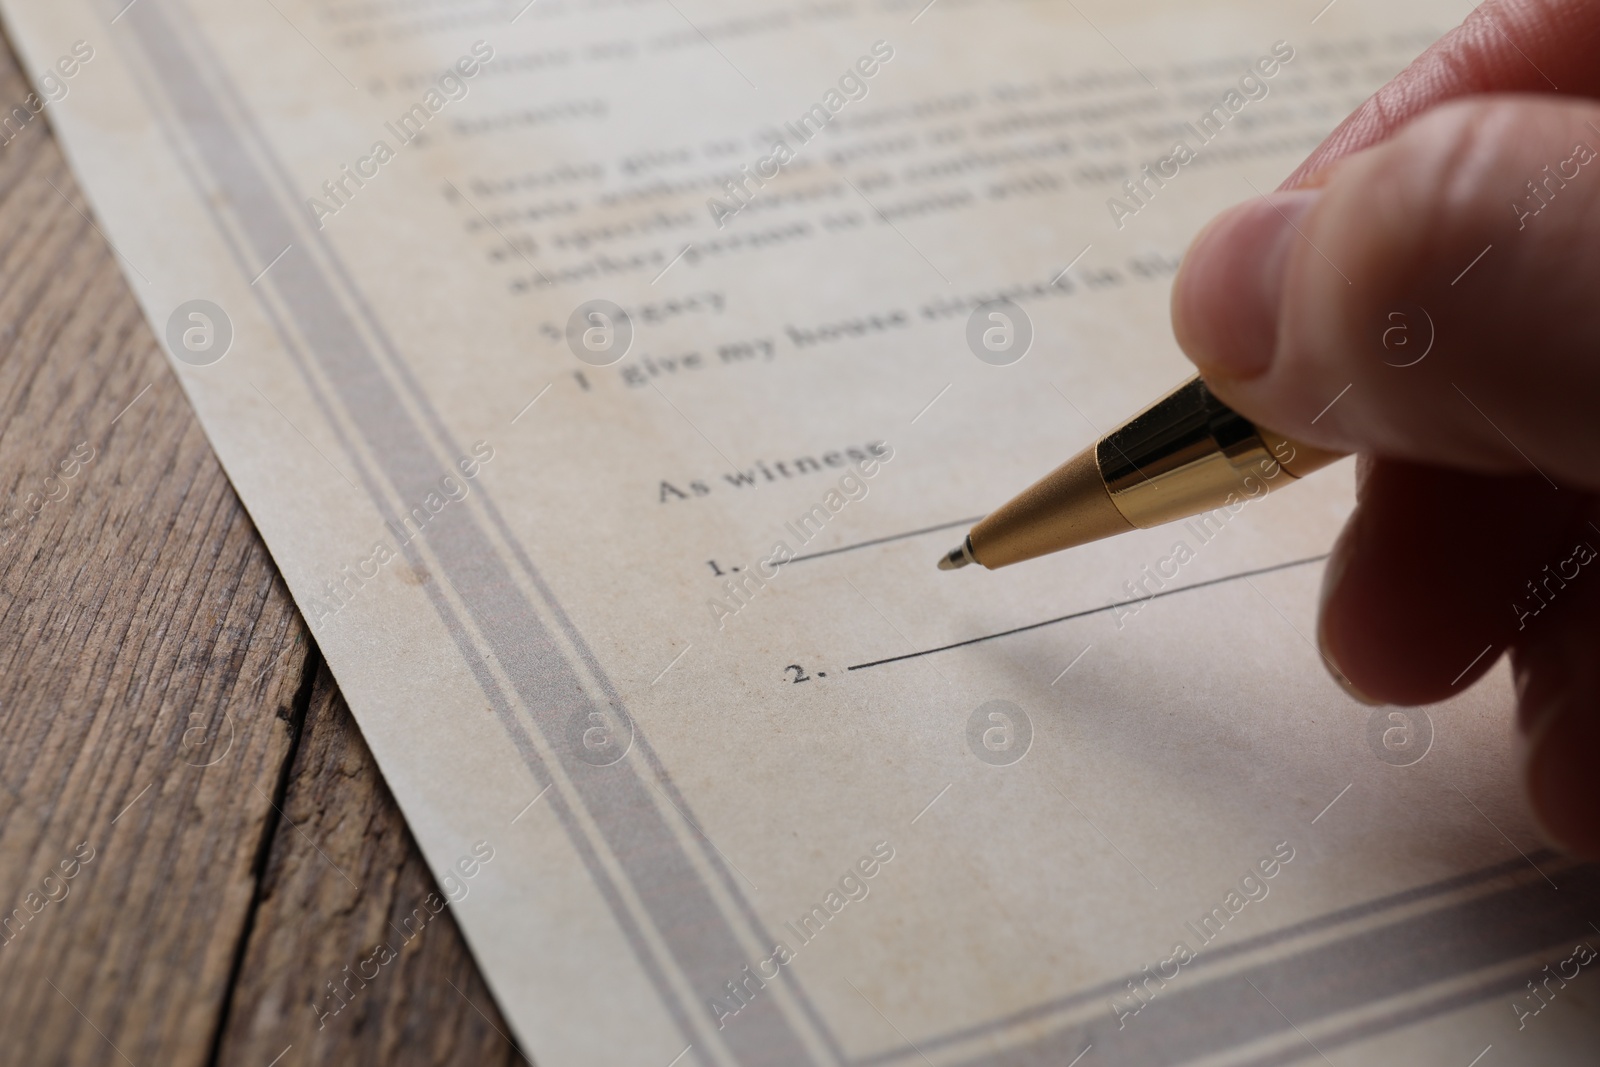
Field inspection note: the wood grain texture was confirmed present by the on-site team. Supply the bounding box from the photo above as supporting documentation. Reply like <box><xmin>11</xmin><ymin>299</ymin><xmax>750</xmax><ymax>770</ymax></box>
<box><xmin>0</xmin><ymin>27</ymin><xmax>529</xmax><ymax>1067</ymax></box>
<box><xmin>215</xmin><ymin>665</ymin><xmax>531</xmax><ymax>1067</ymax></box>
<box><xmin>0</xmin><ymin>41</ymin><xmax>315</xmax><ymax>1067</ymax></box>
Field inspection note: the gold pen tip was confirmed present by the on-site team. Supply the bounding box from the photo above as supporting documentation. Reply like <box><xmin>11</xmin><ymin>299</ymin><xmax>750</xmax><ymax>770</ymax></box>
<box><xmin>937</xmin><ymin>537</ymin><xmax>975</xmax><ymax>571</ymax></box>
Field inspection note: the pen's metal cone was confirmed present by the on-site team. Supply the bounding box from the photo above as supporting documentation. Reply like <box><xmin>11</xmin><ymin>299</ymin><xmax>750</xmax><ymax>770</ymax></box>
<box><xmin>937</xmin><ymin>539</ymin><xmax>974</xmax><ymax>570</ymax></box>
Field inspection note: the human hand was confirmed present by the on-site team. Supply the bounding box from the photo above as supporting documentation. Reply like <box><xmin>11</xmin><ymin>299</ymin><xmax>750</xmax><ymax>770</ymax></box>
<box><xmin>1169</xmin><ymin>0</ymin><xmax>1600</xmax><ymax>855</ymax></box>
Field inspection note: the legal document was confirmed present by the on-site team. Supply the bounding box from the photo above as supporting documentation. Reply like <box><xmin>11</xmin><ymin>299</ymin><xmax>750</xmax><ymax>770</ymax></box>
<box><xmin>7</xmin><ymin>0</ymin><xmax>1597</xmax><ymax>1061</ymax></box>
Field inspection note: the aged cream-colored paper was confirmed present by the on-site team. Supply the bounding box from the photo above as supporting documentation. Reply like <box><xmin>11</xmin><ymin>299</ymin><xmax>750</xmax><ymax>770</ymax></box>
<box><xmin>6</xmin><ymin>0</ymin><xmax>1596</xmax><ymax>1062</ymax></box>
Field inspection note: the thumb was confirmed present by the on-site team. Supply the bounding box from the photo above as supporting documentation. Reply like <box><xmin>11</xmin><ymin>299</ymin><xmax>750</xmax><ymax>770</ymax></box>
<box><xmin>1171</xmin><ymin>95</ymin><xmax>1600</xmax><ymax>492</ymax></box>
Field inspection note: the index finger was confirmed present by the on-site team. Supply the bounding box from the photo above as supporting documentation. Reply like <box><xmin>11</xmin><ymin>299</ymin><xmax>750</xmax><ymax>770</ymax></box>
<box><xmin>1282</xmin><ymin>0</ymin><xmax>1600</xmax><ymax>188</ymax></box>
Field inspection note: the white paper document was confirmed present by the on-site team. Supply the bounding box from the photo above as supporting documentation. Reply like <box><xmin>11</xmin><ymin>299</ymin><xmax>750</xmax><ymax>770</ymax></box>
<box><xmin>7</xmin><ymin>0</ymin><xmax>1598</xmax><ymax>1062</ymax></box>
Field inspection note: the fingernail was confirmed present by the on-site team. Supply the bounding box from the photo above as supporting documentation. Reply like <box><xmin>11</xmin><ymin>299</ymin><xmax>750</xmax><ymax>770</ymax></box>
<box><xmin>1523</xmin><ymin>694</ymin><xmax>1600</xmax><ymax>859</ymax></box>
<box><xmin>1513</xmin><ymin>646</ymin><xmax>1563</xmax><ymax>737</ymax></box>
<box><xmin>1316</xmin><ymin>517</ymin><xmax>1383</xmax><ymax>706</ymax></box>
<box><xmin>1171</xmin><ymin>189</ymin><xmax>1321</xmax><ymax>381</ymax></box>
<box><xmin>1322</xmin><ymin>647</ymin><xmax>1384</xmax><ymax>706</ymax></box>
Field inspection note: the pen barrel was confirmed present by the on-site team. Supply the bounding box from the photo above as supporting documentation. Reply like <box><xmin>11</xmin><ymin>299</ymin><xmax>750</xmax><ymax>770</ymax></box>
<box><xmin>1096</xmin><ymin>377</ymin><xmax>1343</xmax><ymax>531</ymax></box>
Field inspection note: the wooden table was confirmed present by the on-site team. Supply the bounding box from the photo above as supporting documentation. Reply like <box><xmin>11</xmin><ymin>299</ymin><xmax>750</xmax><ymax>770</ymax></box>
<box><xmin>0</xmin><ymin>30</ymin><xmax>533</xmax><ymax>1067</ymax></box>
